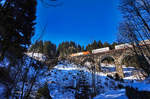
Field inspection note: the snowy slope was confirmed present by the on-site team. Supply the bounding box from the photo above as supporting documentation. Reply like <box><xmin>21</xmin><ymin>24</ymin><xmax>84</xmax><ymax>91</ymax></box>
<box><xmin>44</xmin><ymin>61</ymin><xmax>144</xmax><ymax>99</ymax></box>
<box><xmin>94</xmin><ymin>78</ymin><xmax>150</xmax><ymax>99</ymax></box>
<box><xmin>0</xmin><ymin>55</ymin><xmax>48</xmax><ymax>98</ymax></box>
<box><xmin>1</xmin><ymin>54</ymin><xmax>150</xmax><ymax>99</ymax></box>
<box><xmin>126</xmin><ymin>77</ymin><xmax>150</xmax><ymax>91</ymax></box>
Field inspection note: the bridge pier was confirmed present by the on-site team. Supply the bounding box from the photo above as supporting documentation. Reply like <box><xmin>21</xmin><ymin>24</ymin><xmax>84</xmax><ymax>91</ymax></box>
<box><xmin>95</xmin><ymin>63</ymin><xmax>101</xmax><ymax>72</ymax></box>
<box><xmin>115</xmin><ymin>61</ymin><xmax>124</xmax><ymax>78</ymax></box>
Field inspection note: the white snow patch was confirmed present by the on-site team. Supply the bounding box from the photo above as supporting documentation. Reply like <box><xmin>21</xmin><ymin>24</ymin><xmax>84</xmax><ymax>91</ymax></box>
<box><xmin>94</xmin><ymin>89</ymin><xmax>128</xmax><ymax>99</ymax></box>
<box><xmin>26</xmin><ymin>52</ymin><xmax>46</xmax><ymax>61</ymax></box>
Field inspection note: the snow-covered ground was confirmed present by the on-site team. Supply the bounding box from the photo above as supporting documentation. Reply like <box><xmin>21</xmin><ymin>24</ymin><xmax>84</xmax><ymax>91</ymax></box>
<box><xmin>94</xmin><ymin>89</ymin><xmax>128</xmax><ymax>99</ymax></box>
<box><xmin>0</xmin><ymin>54</ymin><xmax>48</xmax><ymax>98</ymax></box>
<box><xmin>126</xmin><ymin>77</ymin><xmax>150</xmax><ymax>91</ymax></box>
<box><xmin>1</xmin><ymin>55</ymin><xmax>150</xmax><ymax>99</ymax></box>
<box><xmin>43</xmin><ymin>61</ymin><xmax>150</xmax><ymax>99</ymax></box>
<box><xmin>25</xmin><ymin>52</ymin><xmax>46</xmax><ymax>61</ymax></box>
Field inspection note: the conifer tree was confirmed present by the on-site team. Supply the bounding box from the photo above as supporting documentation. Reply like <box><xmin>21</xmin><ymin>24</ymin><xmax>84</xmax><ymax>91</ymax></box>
<box><xmin>103</xmin><ymin>42</ymin><xmax>110</xmax><ymax>48</ymax></box>
<box><xmin>43</xmin><ymin>41</ymin><xmax>56</xmax><ymax>58</ymax></box>
<box><xmin>111</xmin><ymin>42</ymin><xmax>118</xmax><ymax>49</ymax></box>
<box><xmin>81</xmin><ymin>46</ymin><xmax>85</xmax><ymax>51</ymax></box>
<box><xmin>92</xmin><ymin>40</ymin><xmax>98</xmax><ymax>49</ymax></box>
<box><xmin>97</xmin><ymin>40</ymin><xmax>103</xmax><ymax>48</ymax></box>
<box><xmin>0</xmin><ymin>0</ymin><xmax>37</xmax><ymax>60</ymax></box>
<box><xmin>30</xmin><ymin>40</ymin><xmax>44</xmax><ymax>53</ymax></box>
<box><xmin>0</xmin><ymin>0</ymin><xmax>38</xmax><ymax>98</ymax></box>
<box><xmin>57</xmin><ymin>41</ymin><xmax>82</xmax><ymax>57</ymax></box>
<box><xmin>77</xmin><ymin>45</ymin><xmax>81</xmax><ymax>52</ymax></box>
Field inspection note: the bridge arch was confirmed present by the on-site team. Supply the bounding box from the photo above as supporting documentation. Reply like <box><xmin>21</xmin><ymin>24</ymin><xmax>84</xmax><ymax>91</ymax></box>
<box><xmin>97</xmin><ymin>55</ymin><xmax>116</xmax><ymax>72</ymax></box>
<box><xmin>119</xmin><ymin>52</ymin><xmax>134</xmax><ymax>65</ymax></box>
<box><xmin>100</xmin><ymin>55</ymin><xmax>115</xmax><ymax>64</ymax></box>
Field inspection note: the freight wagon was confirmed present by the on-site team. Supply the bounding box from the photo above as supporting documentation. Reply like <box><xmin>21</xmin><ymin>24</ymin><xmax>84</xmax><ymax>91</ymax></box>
<box><xmin>115</xmin><ymin>43</ymin><xmax>132</xmax><ymax>50</ymax></box>
<box><xmin>139</xmin><ymin>40</ymin><xmax>150</xmax><ymax>45</ymax></box>
<box><xmin>92</xmin><ymin>47</ymin><xmax>110</xmax><ymax>54</ymax></box>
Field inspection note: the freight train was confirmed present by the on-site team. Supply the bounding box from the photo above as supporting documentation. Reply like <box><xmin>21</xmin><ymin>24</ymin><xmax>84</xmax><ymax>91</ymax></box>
<box><xmin>70</xmin><ymin>47</ymin><xmax>110</xmax><ymax>57</ymax></box>
<box><xmin>70</xmin><ymin>44</ymin><xmax>133</xmax><ymax>57</ymax></box>
<box><xmin>70</xmin><ymin>40</ymin><xmax>150</xmax><ymax>57</ymax></box>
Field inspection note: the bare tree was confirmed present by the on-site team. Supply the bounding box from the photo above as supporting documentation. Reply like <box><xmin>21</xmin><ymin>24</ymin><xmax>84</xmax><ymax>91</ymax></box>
<box><xmin>118</xmin><ymin>0</ymin><xmax>150</xmax><ymax>76</ymax></box>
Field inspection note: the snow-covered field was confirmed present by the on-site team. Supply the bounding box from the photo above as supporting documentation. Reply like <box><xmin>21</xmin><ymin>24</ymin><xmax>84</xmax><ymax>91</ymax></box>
<box><xmin>43</xmin><ymin>61</ymin><xmax>150</xmax><ymax>99</ymax></box>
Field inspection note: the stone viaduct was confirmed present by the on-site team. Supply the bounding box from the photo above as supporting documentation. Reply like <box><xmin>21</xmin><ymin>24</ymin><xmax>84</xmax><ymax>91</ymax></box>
<box><xmin>66</xmin><ymin>46</ymin><xmax>149</xmax><ymax>78</ymax></box>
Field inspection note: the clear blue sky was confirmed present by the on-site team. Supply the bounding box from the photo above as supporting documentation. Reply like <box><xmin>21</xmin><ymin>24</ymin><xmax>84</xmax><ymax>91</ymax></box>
<box><xmin>33</xmin><ymin>0</ymin><xmax>122</xmax><ymax>46</ymax></box>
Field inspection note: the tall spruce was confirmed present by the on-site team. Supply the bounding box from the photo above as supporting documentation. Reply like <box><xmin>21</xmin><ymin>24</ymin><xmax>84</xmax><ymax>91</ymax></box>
<box><xmin>0</xmin><ymin>0</ymin><xmax>37</xmax><ymax>98</ymax></box>
<box><xmin>57</xmin><ymin>41</ymin><xmax>82</xmax><ymax>57</ymax></box>
<box><xmin>0</xmin><ymin>0</ymin><xmax>37</xmax><ymax>60</ymax></box>
<box><xmin>92</xmin><ymin>40</ymin><xmax>98</xmax><ymax>49</ymax></box>
<box><xmin>43</xmin><ymin>41</ymin><xmax>56</xmax><ymax>58</ymax></box>
<box><xmin>97</xmin><ymin>40</ymin><xmax>103</xmax><ymax>48</ymax></box>
<box><xmin>111</xmin><ymin>42</ymin><xmax>118</xmax><ymax>49</ymax></box>
<box><xmin>103</xmin><ymin>42</ymin><xmax>110</xmax><ymax>48</ymax></box>
<box><xmin>81</xmin><ymin>46</ymin><xmax>85</xmax><ymax>51</ymax></box>
<box><xmin>29</xmin><ymin>40</ymin><xmax>44</xmax><ymax>53</ymax></box>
